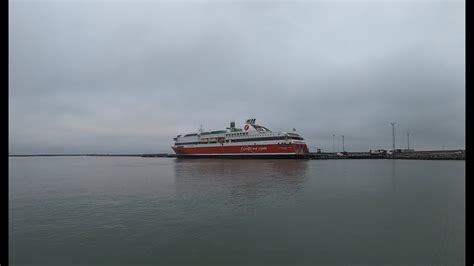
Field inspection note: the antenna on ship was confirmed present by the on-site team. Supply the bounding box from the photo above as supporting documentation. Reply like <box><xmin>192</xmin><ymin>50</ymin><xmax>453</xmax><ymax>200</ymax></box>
<box><xmin>199</xmin><ymin>124</ymin><xmax>203</xmax><ymax>133</ymax></box>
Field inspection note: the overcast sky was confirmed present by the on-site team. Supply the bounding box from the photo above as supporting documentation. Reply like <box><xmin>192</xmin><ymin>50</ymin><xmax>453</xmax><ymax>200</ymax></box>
<box><xmin>9</xmin><ymin>0</ymin><xmax>464</xmax><ymax>154</ymax></box>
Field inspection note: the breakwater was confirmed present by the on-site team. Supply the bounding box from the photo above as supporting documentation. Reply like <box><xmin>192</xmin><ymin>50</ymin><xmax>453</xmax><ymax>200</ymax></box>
<box><xmin>142</xmin><ymin>150</ymin><xmax>465</xmax><ymax>160</ymax></box>
<box><xmin>141</xmin><ymin>150</ymin><xmax>465</xmax><ymax>160</ymax></box>
<box><xmin>308</xmin><ymin>150</ymin><xmax>465</xmax><ymax>160</ymax></box>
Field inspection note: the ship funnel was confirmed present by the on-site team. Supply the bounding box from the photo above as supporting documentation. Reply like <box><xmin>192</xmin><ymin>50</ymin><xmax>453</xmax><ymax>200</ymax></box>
<box><xmin>230</xmin><ymin>121</ymin><xmax>235</xmax><ymax>128</ymax></box>
<box><xmin>245</xmin><ymin>118</ymin><xmax>256</xmax><ymax>125</ymax></box>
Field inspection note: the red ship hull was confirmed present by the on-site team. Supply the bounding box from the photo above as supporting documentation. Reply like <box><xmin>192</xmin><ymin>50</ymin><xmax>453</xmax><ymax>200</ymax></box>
<box><xmin>172</xmin><ymin>143</ymin><xmax>309</xmax><ymax>158</ymax></box>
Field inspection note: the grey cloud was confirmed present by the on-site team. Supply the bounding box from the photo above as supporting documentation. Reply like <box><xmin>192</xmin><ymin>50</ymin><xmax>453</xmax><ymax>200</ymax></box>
<box><xmin>9</xmin><ymin>1</ymin><xmax>464</xmax><ymax>154</ymax></box>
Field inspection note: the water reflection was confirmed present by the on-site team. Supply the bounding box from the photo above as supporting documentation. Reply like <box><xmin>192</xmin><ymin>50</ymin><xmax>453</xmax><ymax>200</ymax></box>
<box><xmin>173</xmin><ymin>159</ymin><xmax>309</xmax><ymax>207</ymax></box>
<box><xmin>390</xmin><ymin>159</ymin><xmax>397</xmax><ymax>193</ymax></box>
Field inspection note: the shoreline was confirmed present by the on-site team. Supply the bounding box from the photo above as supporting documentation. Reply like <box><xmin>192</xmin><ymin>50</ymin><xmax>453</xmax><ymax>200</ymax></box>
<box><xmin>9</xmin><ymin>150</ymin><xmax>465</xmax><ymax>160</ymax></box>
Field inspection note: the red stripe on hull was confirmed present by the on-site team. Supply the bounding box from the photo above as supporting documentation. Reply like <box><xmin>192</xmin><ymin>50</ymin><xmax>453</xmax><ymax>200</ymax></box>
<box><xmin>172</xmin><ymin>143</ymin><xmax>309</xmax><ymax>155</ymax></box>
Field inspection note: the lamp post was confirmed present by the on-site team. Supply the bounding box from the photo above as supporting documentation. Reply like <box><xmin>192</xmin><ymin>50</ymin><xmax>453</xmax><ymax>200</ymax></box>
<box><xmin>390</xmin><ymin>122</ymin><xmax>396</xmax><ymax>151</ymax></box>
<box><xmin>341</xmin><ymin>135</ymin><xmax>345</xmax><ymax>152</ymax></box>
<box><xmin>332</xmin><ymin>134</ymin><xmax>335</xmax><ymax>153</ymax></box>
<box><xmin>407</xmin><ymin>132</ymin><xmax>410</xmax><ymax>150</ymax></box>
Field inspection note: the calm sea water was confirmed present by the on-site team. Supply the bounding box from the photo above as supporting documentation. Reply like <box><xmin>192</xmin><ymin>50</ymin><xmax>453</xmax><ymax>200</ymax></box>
<box><xmin>9</xmin><ymin>157</ymin><xmax>464</xmax><ymax>265</ymax></box>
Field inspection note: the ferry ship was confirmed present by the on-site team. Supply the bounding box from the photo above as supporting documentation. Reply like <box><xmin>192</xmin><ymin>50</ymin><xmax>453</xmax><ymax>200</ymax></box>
<box><xmin>172</xmin><ymin>119</ymin><xmax>309</xmax><ymax>158</ymax></box>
